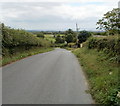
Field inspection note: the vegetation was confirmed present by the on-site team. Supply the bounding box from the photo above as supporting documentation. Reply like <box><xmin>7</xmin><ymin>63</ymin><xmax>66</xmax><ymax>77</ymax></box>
<box><xmin>1</xmin><ymin>6</ymin><xmax>119</xmax><ymax>105</ymax></box>
<box><xmin>73</xmin><ymin>47</ymin><xmax>120</xmax><ymax>105</ymax></box>
<box><xmin>44</xmin><ymin>34</ymin><xmax>56</xmax><ymax>43</ymax></box>
<box><xmin>96</xmin><ymin>8</ymin><xmax>120</xmax><ymax>35</ymax></box>
<box><xmin>36</xmin><ymin>32</ymin><xmax>44</xmax><ymax>38</ymax></box>
<box><xmin>72</xmin><ymin>29</ymin><xmax>120</xmax><ymax>104</ymax></box>
<box><xmin>55</xmin><ymin>35</ymin><xmax>65</xmax><ymax>44</ymax></box>
<box><xmin>91</xmin><ymin>31</ymin><xmax>106</xmax><ymax>36</ymax></box>
<box><xmin>2</xmin><ymin>24</ymin><xmax>51</xmax><ymax>55</ymax></box>
<box><xmin>1</xmin><ymin>47</ymin><xmax>53</xmax><ymax>66</ymax></box>
<box><xmin>78</xmin><ymin>30</ymin><xmax>92</xmax><ymax>43</ymax></box>
<box><xmin>65</xmin><ymin>29</ymin><xmax>76</xmax><ymax>43</ymax></box>
<box><xmin>1</xmin><ymin>23</ymin><xmax>53</xmax><ymax>66</ymax></box>
<box><xmin>31</xmin><ymin>29</ymin><xmax>92</xmax><ymax>48</ymax></box>
<box><xmin>71</xmin><ymin>8</ymin><xmax>120</xmax><ymax>105</ymax></box>
<box><xmin>87</xmin><ymin>36</ymin><xmax>120</xmax><ymax>63</ymax></box>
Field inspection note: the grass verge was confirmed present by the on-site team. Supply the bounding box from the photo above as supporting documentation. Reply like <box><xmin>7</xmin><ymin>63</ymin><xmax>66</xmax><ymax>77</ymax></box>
<box><xmin>1</xmin><ymin>47</ymin><xmax>54</xmax><ymax>66</ymax></box>
<box><xmin>72</xmin><ymin>47</ymin><xmax>120</xmax><ymax>105</ymax></box>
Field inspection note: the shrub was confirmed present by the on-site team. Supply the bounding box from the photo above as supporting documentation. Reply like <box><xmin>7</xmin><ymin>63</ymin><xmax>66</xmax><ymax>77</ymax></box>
<box><xmin>1</xmin><ymin>23</ymin><xmax>51</xmax><ymax>56</ymax></box>
<box><xmin>68</xmin><ymin>43</ymin><xmax>76</xmax><ymax>47</ymax></box>
<box><xmin>55</xmin><ymin>35</ymin><xmax>65</xmax><ymax>44</ymax></box>
<box><xmin>87</xmin><ymin>36</ymin><xmax>120</xmax><ymax>63</ymax></box>
<box><xmin>78</xmin><ymin>30</ymin><xmax>91</xmax><ymax>43</ymax></box>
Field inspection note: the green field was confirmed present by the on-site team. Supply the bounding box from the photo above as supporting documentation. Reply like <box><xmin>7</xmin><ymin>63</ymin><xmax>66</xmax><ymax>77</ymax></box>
<box><xmin>44</xmin><ymin>34</ymin><xmax>56</xmax><ymax>43</ymax></box>
<box><xmin>44</xmin><ymin>34</ymin><xmax>65</xmax><ymax>43</ymax></box>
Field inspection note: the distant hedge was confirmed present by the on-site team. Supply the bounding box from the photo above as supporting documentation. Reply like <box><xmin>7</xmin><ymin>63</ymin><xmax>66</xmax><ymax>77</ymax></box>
<box><xmin>87</xmin><ymin>36</ymin><xmax>120</xmax><ymax>63</ymax></box>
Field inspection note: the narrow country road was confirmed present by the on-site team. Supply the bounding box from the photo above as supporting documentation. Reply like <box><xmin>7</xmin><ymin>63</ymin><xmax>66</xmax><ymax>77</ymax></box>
<box><xmin>3</xmin><ymin>48</ymin><xmax>93</xmax><ymax>104</ymax></box>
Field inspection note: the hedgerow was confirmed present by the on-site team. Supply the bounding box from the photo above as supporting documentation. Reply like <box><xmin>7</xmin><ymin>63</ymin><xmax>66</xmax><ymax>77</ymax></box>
<box><xmin>1</xmin><ymin>23</ymin><xmax>51</xmax><ymax>56</ymax></box>
<box><xmin>87</xmin><ymin>36</ymin><xmax>120</xmax><ymax>63</ymax></box>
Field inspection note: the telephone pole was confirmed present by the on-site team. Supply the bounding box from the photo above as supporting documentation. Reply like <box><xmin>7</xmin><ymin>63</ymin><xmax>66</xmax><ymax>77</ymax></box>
<box><xmin>76</xmin><ymin>23</ymin><xmax>80</xmax><ymax>47</ymax></box>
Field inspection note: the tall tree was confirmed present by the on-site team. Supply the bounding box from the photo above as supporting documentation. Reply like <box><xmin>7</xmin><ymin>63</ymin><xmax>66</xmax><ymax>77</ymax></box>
<box><xmin>78</xmin><ymin>30</ymin><xmax>91</xmax><ymax>43</ymax></box>
<box><xmin>65</xmin><ymin>29</ymin><xmax>76</xmax><ymax>43</ymax></box>
<box><xmin>55</xmin><ymin>35</ymin><xmax>65</xmax><ymax>44</ymax></box>
<box><xmin>96</xmin><ymin>8</ymin><xmax>120</xmax><ymax>35</ymax></box>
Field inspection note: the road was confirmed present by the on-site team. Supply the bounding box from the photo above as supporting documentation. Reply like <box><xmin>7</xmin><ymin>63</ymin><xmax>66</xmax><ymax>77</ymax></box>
<box><xmin>3</xmin><ymin>48</ymin><xmax>94</xmax><ymax>104</ymax></box>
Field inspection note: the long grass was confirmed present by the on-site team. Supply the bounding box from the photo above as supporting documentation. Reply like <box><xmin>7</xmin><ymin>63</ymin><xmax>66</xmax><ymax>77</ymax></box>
<box><xmin>1</xmin><ymin>47</ymin><xmax>54</xmax><ymax>66</ymax></box>
<box><xmin>72</xmin><ymin>47</ymin><xmax>120</xmax><ymax>105</ymax></box>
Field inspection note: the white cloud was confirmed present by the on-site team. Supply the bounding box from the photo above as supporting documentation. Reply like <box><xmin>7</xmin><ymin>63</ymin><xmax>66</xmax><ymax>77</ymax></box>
<box><xmin>0</xmin><ymin>0</ymin><xmax>119</xmax><ymax>3</ymax></box>
<box><xmin>0</xmin><ymin>1</ymin><xmax>119</xmax><ymax>30</ymax></box>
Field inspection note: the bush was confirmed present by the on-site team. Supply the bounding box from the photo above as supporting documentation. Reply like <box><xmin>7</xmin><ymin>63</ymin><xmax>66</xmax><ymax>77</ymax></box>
<box><xmin>65</xmin><ymin>29</ymin><xmax>76</xmax><ymax>43</ymax></box>
<box><xmin>55</xmin><ymin>35</ymin><xmax>65</xmax><ymax>44</ymax></box>
<box><xmin>72</xmin><ymin>48</ymin><xmax>120</xmax><ymax>105</ymax></box>
<box><xmin>107</xmin><ymin>88</ymin><xmax>120</xmax><ymax>106</ymax></box>
<box><xmin>78</xmin><ymin>30</ymin><xmax>91</xmax><ymax>43</ymax></box>
<box><xmin>36</xmin><ymin>32</ymin><xmax>44</xmax><ymax>38</ymax></box>
<box><xmin>1</xmin><ymin>23</ymin><xmax>51</xmax><ymax>56</ymax></box>
<box><xmin>68</xmin><ymin>43</ymin><xmax>76</xmax><ymax>47</ymax></box>
<box><xmin>87</xmin><ymin>36</ymin><xmax>120</xmax><ymax>63</ymax></box>
<box><xmin>54</xmin><ymin>43</ymin><xmax>67</xmax><ymax>47</ymax></box>
<box><xmin>87</xmin><ymin>37</ymin><xmax>98</xmax><ymax>49</ymax></box>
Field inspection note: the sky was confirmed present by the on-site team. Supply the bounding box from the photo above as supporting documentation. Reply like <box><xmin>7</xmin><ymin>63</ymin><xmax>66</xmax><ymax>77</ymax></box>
<box><xmin>0</xmin><ymin>0</ymin><xmax>119</xmax><ymax>31</ymax></box>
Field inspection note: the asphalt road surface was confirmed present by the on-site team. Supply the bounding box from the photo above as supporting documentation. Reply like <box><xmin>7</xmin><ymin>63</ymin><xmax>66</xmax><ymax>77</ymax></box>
<box><xmin>3</xmin><ymin>48</ymin><xmax>94</xmax><ymax>104</ymax></box>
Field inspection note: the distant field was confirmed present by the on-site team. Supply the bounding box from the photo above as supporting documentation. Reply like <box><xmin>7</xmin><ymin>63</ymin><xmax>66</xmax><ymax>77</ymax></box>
<box><xmin>44</xmin><ymin>34</ymin><xmax>65</xmax><ymax>43</ymax></box>
<box><xmin>44</xmin><ymin>34</ymin><xmax>56</xmax><ymax>43</ymax></box>
<box><xmin>56</xmin><ymin>34</ymin><xmax>65</xmax><ymax>36</ymax></box>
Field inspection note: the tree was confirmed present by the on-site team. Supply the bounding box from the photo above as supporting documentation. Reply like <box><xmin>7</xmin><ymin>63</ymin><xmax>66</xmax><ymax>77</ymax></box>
<box><xmin>96</xmin><ymin>8</ymin><xmax>120</xmax><ymax>35</ymax></box>
<box><xmin>78</xmin><ymin>30</ymin><xmax>91</xmax><ymax>43</ymax></box>
<box><xmin>65</xmin><ymin>29</ymin><xmax>76</xmax><ymax>43</ymax></box>
<box><xmin>36</xmin><ymin>32</ymin><xmax>44</xmax><ymax>38</ymax></box>
<box><xmin>55</xmin><ymin>35</ymin><xmax>65</xmax><ymax>43</ymax></box>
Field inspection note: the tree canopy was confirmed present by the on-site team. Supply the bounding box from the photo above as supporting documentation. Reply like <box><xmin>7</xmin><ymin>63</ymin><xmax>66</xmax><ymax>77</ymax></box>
<box><xmin>78</xmin><ymin>30</ymin><xmax>91</xmax><ymax>43</ymax></box>
<box><xmin>96</xmin><ymin>8</ymin><xmax>120</xmax><ymax>35</ymax></box>
<box><xmin>65</xmin><ymin>29</ymin><xmax>76</xmax><ymax>43</ymax></box>
<box><xmin>55</xmin><ymin>35</ymin><xmax>65</xmax><ymax>44</ymax></box>
<box><xmin>36</xmin><ymin>32</ymin><xmax>44</xmax><ymax>38</ymax></box>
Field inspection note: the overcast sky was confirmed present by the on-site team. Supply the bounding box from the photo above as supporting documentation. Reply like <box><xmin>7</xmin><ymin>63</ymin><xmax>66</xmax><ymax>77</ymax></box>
<box><xmin>0</xmin><ymin>0</ymin><xmax>119</xmax><ymax>31</ymax></box>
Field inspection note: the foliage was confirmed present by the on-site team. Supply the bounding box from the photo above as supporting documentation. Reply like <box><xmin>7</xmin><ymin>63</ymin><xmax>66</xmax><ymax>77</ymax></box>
<box><xmin>73</xmin><ymin>48</ymin><xmax>119</xmax><ymax>105</ymax></box>
<box><xmin>107</xmin><ymin>88</ymin><xmax>120</xmax><ymax>106</ymax></box>
<box><xmin>44</xmin><ymin>34</ymin><xmax>56</xmax><ymax>43</ymax></box>
<box><xmin>1</xmin><ymin>23</ymin><xmax>51</xmax><ymax>56</ymax></box>
<box><xmin>91</xmin><ymin>31</ymin><xmax>106</xmax><ymax>36</ymax></box>
<box><xmin>96</xmin><ymin>8</ymin><xmax>120</xmax><ymax>35</ymax></box>
<box><xmin>2</xmin><ymin>47</ymin><xmax>54</xmax><ymax>66</ymax></box>
<box><xmin>65</xmin><ymin>29</ymin><xmax>76</xmax><ymax>43</ymax></box>
<box><xmin>55</xmin><ymin>35</ymin><xmax>65</xmax><ymax>44</ymax></box>
<box><xmin>36</xmin><ymin>32</ymin><xmax>44</xmax><ymax>38</ymax></box>
<box><xmin>87</xmin><ymin>36</ymin><xmax>120</xmax><ymax>63</ymax></box>
<box><xmin>78</xmin><ymin>30</ymin><xmax>91</xmax><ymax>43</ymax></box>
<box><xmin>68</xmin><ymin>43</ymin><xmax>76</xmax><ymax>47</ymax></box>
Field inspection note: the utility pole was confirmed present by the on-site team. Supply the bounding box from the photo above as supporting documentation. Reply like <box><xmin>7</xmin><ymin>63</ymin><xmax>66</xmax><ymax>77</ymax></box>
<box><xmin>76</xmin><ymin>23</ymin><xmax>80</xmax><ymax>47</ymax></box>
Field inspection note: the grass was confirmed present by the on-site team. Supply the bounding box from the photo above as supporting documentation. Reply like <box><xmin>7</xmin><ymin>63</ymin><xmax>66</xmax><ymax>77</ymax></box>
<box><xmin>1</xmin><ymin>47</ymin><xmax>54</xmax><ymax>66</ymax></box>
<box><xmin>44</xmin><ymin>34</ymin><xmax>65</xmax><ymax>43</ymax></box>
<box><xmin>72</xmin><ymin>47</ymin><xmax>120</xmax><ymax>105</ymax></box>
<box><xmin>63</xmin><ymin>47</ymin><xmax>76</xmax><ymax>51</ymax></box>
<box><xmin>56</xmin><ymin>34</ymin><xmax>65</xmax><ymax>37</ymax></box>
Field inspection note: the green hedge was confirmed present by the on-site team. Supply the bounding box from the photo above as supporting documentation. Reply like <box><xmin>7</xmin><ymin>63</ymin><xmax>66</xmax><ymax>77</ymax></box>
<box><xmin>1</xmin><ymin>24</ymin><xmax>51</xmax><ymax>56</ymax></box>
<box><xmin>87</xmin><ymin>36</ymin><xmax>120</xmax><ymax>63</ymax></box>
